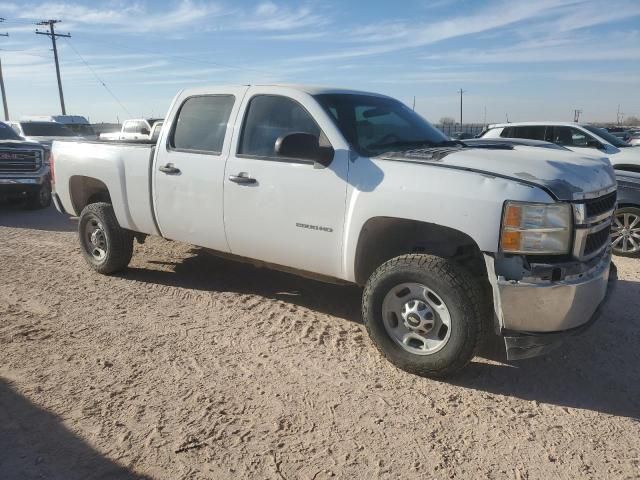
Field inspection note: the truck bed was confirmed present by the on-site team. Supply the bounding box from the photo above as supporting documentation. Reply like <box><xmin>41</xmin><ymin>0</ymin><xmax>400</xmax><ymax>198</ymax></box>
<box><xmin>53</xmin><ymin>140</ymin><xmax>160</xmax><ymax>236</ymax></box>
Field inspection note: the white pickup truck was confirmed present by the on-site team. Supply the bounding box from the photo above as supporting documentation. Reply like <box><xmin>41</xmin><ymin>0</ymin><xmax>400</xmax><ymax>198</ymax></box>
<box><xmin>51</xmin><ymin>85</ymin><xmax>617</xmax><ymax>377</ymax></box>
<box><xmin>99</xmin><ymin>118</ymin><xmax>163</xmax><ymax>141</ymax></box>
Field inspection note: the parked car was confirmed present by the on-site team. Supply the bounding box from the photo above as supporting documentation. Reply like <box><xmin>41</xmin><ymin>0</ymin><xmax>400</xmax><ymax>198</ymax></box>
<box><xmin>450</xmin><ymin>131</ymin><xmax>475</xmax><ymax>140</ymax></box>
<box><xmin>628</xmin><ymin>130</ymin><xmax>640</xmax><ymax>146</ymax></box>
<box><xmin>21</xmin><ymin>115</ymin><xmax>96</xmax><ymax>139</ymax></box>
<box><xmin>7</xmin><ymin>120</ymin><xmax>85</xmax><ymax>147</ymax></box>
<box><xmin>0</xmin><ymin>121</ymin><xmax>51</xmax><ymax>209</ymax></box>
<box><xmin>605</xmin><ymin>127</ymin><xmax>632</xmax><ymax>144</ymax></box>
<box><xmin>52</xmin><ymin>85</ymin><xmax>617</xmax><ymax>377</ymax></box>
<box><xmin>480</xmin><ymin>122</ymin><xmax>640</xmax><ymax>171</ymax></box>
<box><xmin>99</xmin><ymin>118</ymin><xmax>163</xmax><ymax>141</ymax></box>
<box><xmin>612</xmin><ymin>169</ymin><xmax>640</xmax><ymax>257</ymax></box>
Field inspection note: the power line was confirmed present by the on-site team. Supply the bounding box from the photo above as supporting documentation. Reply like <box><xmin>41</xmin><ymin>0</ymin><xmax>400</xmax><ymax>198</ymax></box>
<box><xmin>62</xmin><ymin>37</ymin><xmax>132</xmax><ymax>117</ymax></box>
<box><xmin>36</xmin><ymin>19</ymin><xmax>71</xmax><ymax>115</ymax></box>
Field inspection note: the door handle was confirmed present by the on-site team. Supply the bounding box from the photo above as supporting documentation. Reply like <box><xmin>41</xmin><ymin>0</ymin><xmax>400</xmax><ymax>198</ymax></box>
<box><xmin>228</xmin><ymin>172</ymin><xmax>256</xmax><ymax>185</ymax></box>
<box><xmin>159</xmin><ymin>163</ymin><xmax>181</xmax><ymax>174</ymax></box>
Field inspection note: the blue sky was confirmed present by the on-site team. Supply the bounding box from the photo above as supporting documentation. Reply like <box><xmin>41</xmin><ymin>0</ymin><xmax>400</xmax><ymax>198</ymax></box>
<box><xmin>0</xmin><ymin>0</ymin><xmax>638</xmax><ymax>124</ymax></box>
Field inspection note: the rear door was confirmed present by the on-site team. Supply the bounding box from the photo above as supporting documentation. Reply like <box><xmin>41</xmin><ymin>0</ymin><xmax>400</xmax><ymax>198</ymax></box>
<box><xmin>222</xmin><ymin>88</ymin><xmax>349</xmax><ymax>278</ymax></box>
<box><xmin>152</xmin><ymin>86</ymin><xmax>248</xmax><ymax>251</ymax></box>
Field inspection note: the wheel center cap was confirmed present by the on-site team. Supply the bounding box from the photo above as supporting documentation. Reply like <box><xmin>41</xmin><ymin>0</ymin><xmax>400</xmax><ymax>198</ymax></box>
<box><xmin>91</xmin><ymin>230</ymin><xmax>104</xmax><ymax>247</ymax></box>
<box><xmin>406</xmin><ymin>314</ymin><xmax>421</xmax><ymax>327</ymax></box>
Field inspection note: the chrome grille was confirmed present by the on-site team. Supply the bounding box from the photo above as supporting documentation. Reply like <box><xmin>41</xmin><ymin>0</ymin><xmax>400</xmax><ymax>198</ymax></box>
<box><xmin>0</xmin><ymin>149</ymin><xmax>42</xmax><ymax>173</ymax></box>
<box><xmin>584</xmin><ymin>227</ymin><xmax>611</xmax><ymax>256</ymax></box>
<box><xmin>572</xmin><ymin>190</ymin><xmax>616</xmax><ymax>260</ymax></box>
<box><xmin>584</xmin><ymin>192</ymin><xmax>617</xmax><ymax>218</ymax></box>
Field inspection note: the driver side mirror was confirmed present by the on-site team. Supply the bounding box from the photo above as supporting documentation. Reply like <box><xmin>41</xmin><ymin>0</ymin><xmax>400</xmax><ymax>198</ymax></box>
<box><xmin>275</xmin><ymin>132</ymin><xmax>334</xmax><ymax>167</ymax></box>
<box><xmin>140</xmin><ymin>127</ymin><xmax>150</xmax><ymax>136</ymax></box>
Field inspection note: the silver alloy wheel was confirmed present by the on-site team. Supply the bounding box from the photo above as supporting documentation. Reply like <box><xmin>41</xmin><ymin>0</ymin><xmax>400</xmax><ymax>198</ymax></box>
<box><xmin>611</xmin><ymin>212</ymin><xmax>640</xmax><ymax>254</ymax></box>
<box><xmin>381</xmin><ymin>282</ymin><xmax>452</xmax><ymax>355</ymax></box>
<box><xmin>84</xmin><ymin>218</ymin><xmax>107</xmax><ymax>261</ymax></box>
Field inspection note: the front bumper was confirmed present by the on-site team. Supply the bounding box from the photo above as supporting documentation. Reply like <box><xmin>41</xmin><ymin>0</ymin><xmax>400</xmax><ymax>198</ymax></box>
<box><xmin>0</xmin><ymin>176</ymin><xmax>48</xmax><ymax>197</ymax></box>
<box><xmin>485</xmin><ymin>250</ymin><xmax>616</xmax><ymax>360</ymax></box>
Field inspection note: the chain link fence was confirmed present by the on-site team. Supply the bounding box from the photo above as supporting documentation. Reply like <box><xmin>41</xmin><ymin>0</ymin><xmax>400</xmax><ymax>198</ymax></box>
<box><xmin>435</xmin><ymin>123</ymin><xmax>487</xmax><ymax>138</ymax></box>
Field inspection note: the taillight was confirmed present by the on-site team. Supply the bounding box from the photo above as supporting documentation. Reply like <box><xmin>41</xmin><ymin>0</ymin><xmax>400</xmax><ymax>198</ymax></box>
<box><xmin>48</xmin><ymin>150</ymin><xmax>55</xmax><ymax>187</ymax></box>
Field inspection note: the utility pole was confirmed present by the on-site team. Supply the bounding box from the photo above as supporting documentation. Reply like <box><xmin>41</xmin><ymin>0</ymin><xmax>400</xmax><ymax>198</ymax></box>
<box><xmin>36</xmin><ymin>19</ymin><xmax>71</xmax><ymax>115</ymax></box>
<box><xmin>0</xmin><ymin>19</ymin><xmax>9</xmax><ymax>120</ymax></box>
<box><xmin>573</xmin><ymin>109</ymin><xmax>582</xmax><ymax>123</ymax></box>
<box><xmin>458</xmin><ymin>88</ymin><xmax>465</xmax><ymax>126</ymax></box>
<box><xmin>616</xmin><ymin>104</ymin><xmax>624</xmax><ymax>126</ymax></box>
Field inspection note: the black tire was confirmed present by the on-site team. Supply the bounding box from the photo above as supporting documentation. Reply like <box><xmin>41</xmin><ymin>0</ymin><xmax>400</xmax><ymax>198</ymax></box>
<box><xmin>363</xmin><ymin>254</ymin><xmax>486</xmax><ymax>378</ymax></box>
<box><xmin>25</xmin><ymin>182</ymin><xmax>51</xmax><ymax>210</ymax></box>
<box><xmin>611</xmin><ymin>207</ymin><xmax>640</xmax><ymax>258</ymax></box>
<box><xmin>78</xmin><ymin>202</ymin><xmax>133</xmax><ymax>274</ymax></box>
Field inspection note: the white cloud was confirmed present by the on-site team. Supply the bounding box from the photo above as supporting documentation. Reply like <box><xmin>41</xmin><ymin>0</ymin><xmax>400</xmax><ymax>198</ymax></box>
<box><xmin>16</xmin><ymin>0</ymin><xmax>225</xmax><ymax>33</ymax></box>
<box><xmin>236</xmin><ymin>1</ymin><xmax>328</xmax><ymax>31</ymax></box>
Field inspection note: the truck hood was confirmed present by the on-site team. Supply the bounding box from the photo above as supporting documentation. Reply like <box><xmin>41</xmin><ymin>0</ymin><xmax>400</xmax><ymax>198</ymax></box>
<box><xmin>381</xmin><ymin>145</ymin><xmax>616</xmax><ymax>201</ymax></box>
<box><xmin>0</xmin><ymin>139</ymin><xmax>46</xmax><ymax>150</ymax></box>
<box><xmin>607</xmin><ymin>146</ymin><xmax>640</xmax><ymax>167</ymax></box>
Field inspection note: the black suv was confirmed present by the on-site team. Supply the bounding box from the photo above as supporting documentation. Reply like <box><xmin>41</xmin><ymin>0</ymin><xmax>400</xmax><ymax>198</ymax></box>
<box><xmin>0</xmin><ymin>122</ymin><xmax>51</xmax><ymax>209</ymax></box>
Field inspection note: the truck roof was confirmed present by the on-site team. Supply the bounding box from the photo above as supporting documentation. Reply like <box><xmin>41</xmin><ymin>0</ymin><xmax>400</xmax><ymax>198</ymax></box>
<box><xmin>182</xmin><ymin>84</ymin><xmax>391</xmax><ymax>99</ymax></box>
<box><xmin>21</xmin><ymin>115</ymin><xmax>90</xmax><ymax>125</ymax></box>
<box><xmin>487</xmin><ymin>121</ymin><xmax>592</xmax><ymax>128</ymax></box>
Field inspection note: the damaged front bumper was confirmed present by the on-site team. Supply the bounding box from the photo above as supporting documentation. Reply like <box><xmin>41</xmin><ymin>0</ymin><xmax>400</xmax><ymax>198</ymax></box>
<box><xmin>484</xmin><ymin>249</ymin><xmax>617</xmax><ymax>360</ymax></box>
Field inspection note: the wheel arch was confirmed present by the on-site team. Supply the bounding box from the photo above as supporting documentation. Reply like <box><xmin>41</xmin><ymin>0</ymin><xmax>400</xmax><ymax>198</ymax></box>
<box><xmin>68</xmin><ymin>175</ymin><xmax>112</xmax><ymax>215</ymax></box>
<box><xmin>353</xmin><ymin>216</ymin><xmax>489</xmax><ymax>286</ymax></box>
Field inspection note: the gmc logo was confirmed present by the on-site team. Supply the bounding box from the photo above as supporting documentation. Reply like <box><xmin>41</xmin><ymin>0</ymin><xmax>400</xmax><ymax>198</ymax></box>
<box><xmin>0</xmin><ymin>153</ymin><xmax>20</xmax><ymax>160</ymax></box>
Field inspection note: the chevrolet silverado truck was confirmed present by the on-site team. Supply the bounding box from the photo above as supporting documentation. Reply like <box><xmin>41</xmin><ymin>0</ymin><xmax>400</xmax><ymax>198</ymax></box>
<box><xmin>51</xmin><ymin>85</ymin><xmax>617</xmax><ymax>377</ymax></box>
<box><xmin>0</xmin><ymin>121</ymin><xmax>51</xmax><ymax>209</ymax></box>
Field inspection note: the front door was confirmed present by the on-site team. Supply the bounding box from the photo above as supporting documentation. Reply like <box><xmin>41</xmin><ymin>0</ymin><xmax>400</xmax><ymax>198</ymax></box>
<box><xmin>153</xmin><ymin>87</ymin><xmax>247</xmax><ymax>251</ymax></box>
<box><xmin>223</xmin><ymin>91</ymin><xmax>349</xmax><ymax>278</ymax></box>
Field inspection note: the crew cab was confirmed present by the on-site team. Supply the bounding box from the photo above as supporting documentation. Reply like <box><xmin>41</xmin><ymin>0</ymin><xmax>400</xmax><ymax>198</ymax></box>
<box><xmin>51</xmin><ymin>85</ymin><xmax>617</xmax><ymax>377</ymax></box>
<box><xmin>0</xmin><ymin>121</ymin><xmax>51</xmax><ymax>209</ymax></box>
<box><xmin>481</xmin><ymin>122</ymin><xmax>640</xmax><ymax>171</ymax></box>
<box><xmin>99</xmin><ymin>118</ymin><xmax>163</xmax><ymax>141</ymax></box>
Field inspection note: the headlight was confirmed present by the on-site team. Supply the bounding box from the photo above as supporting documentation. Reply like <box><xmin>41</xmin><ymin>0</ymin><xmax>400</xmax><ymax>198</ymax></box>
<box><xmin>500</xmin><ymin>201</ymin><xmax>572</xmax><ymax>254</ymax></box>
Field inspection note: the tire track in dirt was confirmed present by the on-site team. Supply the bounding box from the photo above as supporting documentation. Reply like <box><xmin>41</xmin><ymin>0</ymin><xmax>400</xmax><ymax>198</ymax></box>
<box><xmin>1</xmin><ymin>209</ymin><xmax>640</xmax><ymax>480</ymax></box>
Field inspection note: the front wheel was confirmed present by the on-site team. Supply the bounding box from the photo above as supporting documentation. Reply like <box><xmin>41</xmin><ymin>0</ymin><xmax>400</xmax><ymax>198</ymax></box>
<box><xmin>78</xmin><ymin>202</ymin><xmax>133</xmax><ymax>274</ymax></box>
<box><xmin>611</xmin><ymin>207</ymin><xmax>640</xmax><ymax>257</ymax></box>
<box><xmin>363</xmin><ymin>254</ymin><xmax>486</xmax><ymax>378</ymax></box>
<box><xmin>25</xmin><ymin>182</ymin><xmax>51</xmax><ymax>210</ymax></box>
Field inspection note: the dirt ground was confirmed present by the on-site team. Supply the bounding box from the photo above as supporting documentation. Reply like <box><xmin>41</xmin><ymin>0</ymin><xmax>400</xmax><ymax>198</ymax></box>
<box><xmin>1</xmin><ymin>204</ymin><xmax>639</xmax><ymax>480</ymax></box>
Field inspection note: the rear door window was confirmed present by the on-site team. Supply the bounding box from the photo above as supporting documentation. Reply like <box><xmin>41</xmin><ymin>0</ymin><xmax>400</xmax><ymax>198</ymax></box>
<box><xmin>502</xmin><ymin>126</ymin><xmax>546</xmax><ymax>140</ymax></box>
<box><xmin>171</xmin><ymin>95</ymin><xmax>235</xmax><ymax>153</ymax></box>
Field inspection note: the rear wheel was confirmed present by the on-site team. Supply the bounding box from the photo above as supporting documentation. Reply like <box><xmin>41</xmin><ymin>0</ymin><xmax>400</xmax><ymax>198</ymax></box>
<box><xmin>363</xmin><ymin>254</ymin><xmax>486</xmax><ymax>378</ymax></box>
<box><xmin>78</xmin><ymin>202</ymin><xmax>133</xmax><ymax>274</ymax></box>
<box><xmin>611</xmin><ymin>207</ymin><xmax>640</xmax><ymax>257</ymax></box>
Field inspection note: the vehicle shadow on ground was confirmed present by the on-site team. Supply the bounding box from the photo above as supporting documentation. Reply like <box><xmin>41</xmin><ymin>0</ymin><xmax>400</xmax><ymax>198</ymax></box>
<box><xmin>124</xmin><ymin>248</ymin><xmax>640</xmax><ymax>420</ymax></box>
<box><xmin>0</xmin><ymin>203</ymin><xmax>75</xmax><ymax>232</ymax></box>
<box><xmin>124</xmin><ymin>247</ymin><xmax>364</xmax><ymax>324</ymax></box>
<box><xmin>0</xmin><ymin>378</ymin><xmax>148</xmax><ymax>480</ymax></box>
<box><xmin>457</xmin><ymin>279</ymin><xmax>640</xmax><ymax>420</ymax></box>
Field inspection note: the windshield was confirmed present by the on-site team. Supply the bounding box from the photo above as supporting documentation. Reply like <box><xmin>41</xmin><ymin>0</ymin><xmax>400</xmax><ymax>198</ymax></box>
<box><xmin>314</xmin><ymin>94</ymin><xmax>450</xmax><ymax>156</ymax></box>
<box><xmin>21</xmin><ymin>122</ymin><xmax>77</xmax><ymax>137</ymax></box>
<box><xmin>584</xmin><ymin>125</ymin><xmax>630</xmax><ymax>148</ymax></box>
<box><xmin>65</xmin><ymin>124</ymin><xmax>95</xmax><ymax>137</ymax></box>
<box><xmin>0</xmin><ymin>122</ymin><xmax>23</xmax><ymax>140</ymax></box>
